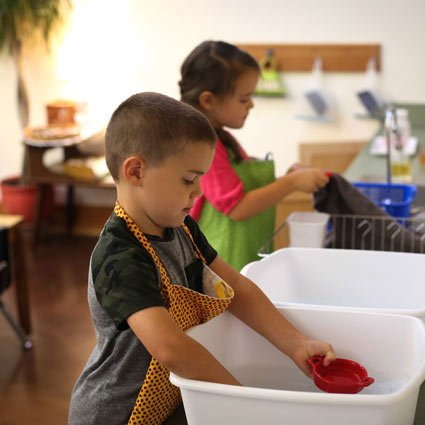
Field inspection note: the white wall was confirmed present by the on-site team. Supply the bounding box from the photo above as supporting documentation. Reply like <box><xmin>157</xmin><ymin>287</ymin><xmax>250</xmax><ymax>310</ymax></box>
<box><xmin>1</xmin><ymin>0</ymin><xmax>424</xmax><ymax>204</ymax></box>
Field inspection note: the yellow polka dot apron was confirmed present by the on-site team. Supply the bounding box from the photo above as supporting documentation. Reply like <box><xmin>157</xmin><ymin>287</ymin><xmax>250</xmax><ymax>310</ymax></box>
<box><xmin>114</xmin><ymin>202</ymin><xmax>234</xmax><ymax>425</ymax></box>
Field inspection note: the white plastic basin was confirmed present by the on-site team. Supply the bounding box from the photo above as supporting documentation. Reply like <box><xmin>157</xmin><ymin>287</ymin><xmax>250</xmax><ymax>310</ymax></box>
<box><xmin>170</xmin><ymin>307</ymin><xmax>425</xmax><ymax>425</ymax></box>
<box><xmin>241</xmin><ymin>248</ymin><xmax>425</xmax><ymax>320</ymax></box>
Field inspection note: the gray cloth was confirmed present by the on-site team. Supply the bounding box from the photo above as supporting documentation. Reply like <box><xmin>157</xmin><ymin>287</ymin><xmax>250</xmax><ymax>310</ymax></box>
<box><xmin>314</xmin><ymin>174</ymin><xmax>425</xmax><ymax>253</ymax></box>
<box><xmin>314</xmin><ymin>173</ymin><xmax>388</xmax><ymax>217</ymax></box>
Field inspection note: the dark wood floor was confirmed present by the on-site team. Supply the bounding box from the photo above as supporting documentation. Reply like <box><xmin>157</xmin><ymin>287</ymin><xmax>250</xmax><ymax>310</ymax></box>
<box><xmin>0</xmin><ymin>234</ymin><xmax>97</xmax><ymax>425</ymax></box>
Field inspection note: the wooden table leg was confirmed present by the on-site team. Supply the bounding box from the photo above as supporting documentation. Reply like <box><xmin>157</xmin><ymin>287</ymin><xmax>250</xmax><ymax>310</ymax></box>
<box><xmin>31</xmin><ymin>183</ymin><xmax>48</xmax><ymax>248</ymax></box>
<box><xmin>10</xmin><ymin>223</ymin><xmax>31</xmax><ymax>334</ymax></box>
<box><xmin>66</xmin><ymin>184</ymin><xmax>75</xmax><ymax>235</ymax></box>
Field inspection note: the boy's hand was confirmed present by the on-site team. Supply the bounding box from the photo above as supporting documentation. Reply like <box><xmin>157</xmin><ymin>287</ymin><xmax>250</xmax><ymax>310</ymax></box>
<box><xmin>290</xmin><ymin>338</ymin><xmax>336</xmax><ymax>378</ymax></box>
<box><xmin>287</xmin><ymin>168</ymin><xmax>330</xmax><ymax>193</ymax></box>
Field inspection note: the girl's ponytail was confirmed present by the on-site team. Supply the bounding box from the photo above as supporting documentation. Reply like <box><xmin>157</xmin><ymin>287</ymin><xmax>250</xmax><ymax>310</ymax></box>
<box><xmin>214</xmin><ymin>127</ymin><xmax>244</xmax><ymax>163</ymax></box>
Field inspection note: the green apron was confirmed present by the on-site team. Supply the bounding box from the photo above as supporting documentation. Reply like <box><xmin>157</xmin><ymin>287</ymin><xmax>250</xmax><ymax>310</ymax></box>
<box><xmin>199</xmin><ymin>151</ymin><xmax>275</xmax><ymax>271</ymax></box>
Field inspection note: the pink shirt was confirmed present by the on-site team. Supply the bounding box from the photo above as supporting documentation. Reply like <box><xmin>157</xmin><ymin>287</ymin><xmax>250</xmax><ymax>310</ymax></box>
<box><xmin>191</xmin><ymin>139</ymin><xmax>249</xmax><ymax>221</ymax></box>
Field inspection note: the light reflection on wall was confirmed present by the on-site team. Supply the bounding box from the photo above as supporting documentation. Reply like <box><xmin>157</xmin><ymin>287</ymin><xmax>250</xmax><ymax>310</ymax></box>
<box><xmin>54</xmin><ymin>0</ymin><xmax>146</xmax><ymax>126</ymax></box>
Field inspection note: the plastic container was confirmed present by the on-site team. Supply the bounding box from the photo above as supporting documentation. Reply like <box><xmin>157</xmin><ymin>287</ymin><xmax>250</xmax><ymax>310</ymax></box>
<box><xmin>391</xmin><ymin>147</ymin><xmax>412</xmax><ymax>183</ymax></box>
<box><xmin>170</xmin><ymin>307</ymin><xmax>425</xmax><ymax>425</ymax></box>
<box><xmin>0</xmin><ymin>176</ymin><xmax>54</xmax><ymax>224</ymax></box>
<box><xmin>353</xmin><ymin>182</ymin><xmax>416</xmax><ymax>218</ymax></box>
<box><xmin>287</xmin><ymin>211</ymin><xmax>329</xmax><ymax>248</ymax></box>
<box><xmin>309</xmin><ymin>356</ymin><xmax>375</xmax><ymax>394</ymax></box>
<box><xmin>241</xmin><ymin>247</ymin><xmax>425</xmax><ymax>321</ymax></box>
<box><xmin>396</xmin><ymin>108</ymin><xmax>411</xmax><ymax>147</ymax></box>
<box><xmin>391</xmin><ymin>109</ymin><xmax>412</xmax><ymax>181</ymax></box>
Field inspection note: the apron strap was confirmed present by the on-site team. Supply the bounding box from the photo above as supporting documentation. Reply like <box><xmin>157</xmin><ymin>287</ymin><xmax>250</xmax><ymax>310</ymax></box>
<box><xmin>114</xmin><ymin>201</ymin><xmax>207</xmax><ymax>290</ymax></box>
<box><xmin>181</xmin><ymin>223</ymin><xmax>206</xmax><ymax>263</ymax></box>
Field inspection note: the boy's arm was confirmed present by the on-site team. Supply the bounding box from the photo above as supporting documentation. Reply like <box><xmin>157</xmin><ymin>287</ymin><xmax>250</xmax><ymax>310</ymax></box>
<box><xmin>209</xmin><ymin>255</ymin><xmax>335</xmax><ymax>376</ymax></box>
<box><xmin>127</xmin><ymin>307</ymin><xmax>241</xmax><ymax>385</ymax></box>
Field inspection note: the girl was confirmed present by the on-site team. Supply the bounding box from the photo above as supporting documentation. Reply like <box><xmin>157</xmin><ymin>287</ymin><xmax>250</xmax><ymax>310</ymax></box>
<box><xmin>179</xmin><ymin>40</ymin><xmax>330</xmax><ymax>270</ymax></box>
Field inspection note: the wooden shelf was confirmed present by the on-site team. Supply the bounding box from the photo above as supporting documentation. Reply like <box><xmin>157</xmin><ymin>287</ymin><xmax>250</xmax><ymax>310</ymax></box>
<box><xmin>237</xmin><ymin>44</ymin><xmax>381</xmax><ymax>72</ymax></box>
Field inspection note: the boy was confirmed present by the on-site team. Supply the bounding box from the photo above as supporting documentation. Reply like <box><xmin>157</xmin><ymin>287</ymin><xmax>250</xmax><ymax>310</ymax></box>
<box><xmin>68</xmin><ymin>92</ymin><xmax>335</xmax><ymax>425</ymax></box>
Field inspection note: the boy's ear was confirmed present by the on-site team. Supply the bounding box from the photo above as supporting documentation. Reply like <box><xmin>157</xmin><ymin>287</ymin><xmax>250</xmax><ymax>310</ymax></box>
<box><xmin>198</xmin><ymin>90</ymin><xmax>216</xmax><ymax>111</ymax></box>
<box><xmin>122</xmin><ymin>156</ymin><xmax>146</xmax><ymax>185</ymax></box>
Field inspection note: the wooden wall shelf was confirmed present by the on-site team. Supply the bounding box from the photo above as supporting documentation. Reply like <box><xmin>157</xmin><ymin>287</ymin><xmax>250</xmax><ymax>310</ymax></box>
<box><xmin>237</xmin><ymin>44</ymin><xmax>381</xmax><ymax>72</ymax></box>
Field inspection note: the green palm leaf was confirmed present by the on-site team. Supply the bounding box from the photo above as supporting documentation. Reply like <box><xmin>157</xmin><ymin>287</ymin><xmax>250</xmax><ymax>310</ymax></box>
<box><xmin>0</xmin><ymin>0</ymin><xmax>72</xmax><ymax>126</ymax></box>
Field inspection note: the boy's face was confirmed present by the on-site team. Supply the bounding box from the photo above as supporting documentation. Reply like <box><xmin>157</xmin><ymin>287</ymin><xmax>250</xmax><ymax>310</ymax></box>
<box><xmin>207</xmin><ymin>69</ymin><xmax>258</xmax><ymax>129</ymax></box>
<box><xmin>135</xmin><ymin>141</ymin><xmax>215</xmax><ymax>236</ymax></box>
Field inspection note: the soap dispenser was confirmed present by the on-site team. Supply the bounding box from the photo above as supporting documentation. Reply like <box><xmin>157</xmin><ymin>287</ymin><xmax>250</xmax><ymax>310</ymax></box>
<box><xmin>385</xmin><ymin>106</ymin><xmax>412</xmax><ymax>182</ymax></box>
<box><xmin>391</xmin><ymin>113</ymin><xmax>412</xmax><ymax>182</ymax></box>
<box><xmin>391</xmin><ymin>144</ymin><xmax>411</xmax><ymax>182</ymax></box>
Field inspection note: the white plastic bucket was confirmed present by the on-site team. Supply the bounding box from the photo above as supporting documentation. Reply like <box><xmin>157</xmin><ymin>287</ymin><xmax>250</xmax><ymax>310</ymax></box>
<box><xmin>241</xmin><ymin>248</ymin><xmax>425</xmax><ymax>321</ymax></box>
<box><xmin>287</xmin><ymin>212</ymin><xmax>329</xmax><ymax>248</ymax></box>
<box><xmin>170</xmin><ymin>307</ymin><xmax>425</xmax><ymax>425</ymax></box>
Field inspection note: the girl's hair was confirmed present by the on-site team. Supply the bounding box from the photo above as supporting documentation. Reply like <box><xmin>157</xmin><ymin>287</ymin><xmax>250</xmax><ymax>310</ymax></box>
<box><xmin>105</xmin><ymin>92</ymin><xmax>216</xmax><ymax>181</ymax></box>
<box><xmin>179</xmin><ymin>41</ymin><xmax>259</xmax><ymax>162</ymax></box>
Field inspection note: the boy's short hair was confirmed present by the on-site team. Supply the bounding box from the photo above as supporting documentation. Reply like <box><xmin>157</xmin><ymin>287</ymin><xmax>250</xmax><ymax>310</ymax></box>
<box><xmin>105</xmin><ymin>92</ymin><xmax>217</xmax><ymax>181</ymax></box>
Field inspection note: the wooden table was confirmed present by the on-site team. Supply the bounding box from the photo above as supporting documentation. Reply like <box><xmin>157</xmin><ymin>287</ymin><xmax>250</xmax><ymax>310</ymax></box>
<box><xmin>22</xmin><ymin>131</ymin><xmax>115</xmax><ymax>245</ymax></box>
<box><xmin>0</xmin><ymin>214</ymin><xmax>31</xmax><ymax>335</ymax></box>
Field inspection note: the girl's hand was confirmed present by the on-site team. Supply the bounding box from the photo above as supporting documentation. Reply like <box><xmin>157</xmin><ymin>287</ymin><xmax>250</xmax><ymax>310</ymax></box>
<box><xmin>285</xmin><ymin>162</ymin><xmax>311</xmax><ymax>174</ymax></box>
<box><xmin>288</xmin><ymin>168</ymin><xmax>330</xmax><ymax>193</ymax></box>
<box><xmin>290</xmin><ymin>338</ymin><xmax>336</xmax><ymax>378</ymax></box>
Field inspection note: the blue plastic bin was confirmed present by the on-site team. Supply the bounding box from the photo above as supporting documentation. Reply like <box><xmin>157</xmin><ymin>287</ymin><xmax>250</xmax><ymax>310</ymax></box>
<box><xmin>353</xmin><ymin>182</ymin><xmax>417</xmax><ymax>218</ymax></box>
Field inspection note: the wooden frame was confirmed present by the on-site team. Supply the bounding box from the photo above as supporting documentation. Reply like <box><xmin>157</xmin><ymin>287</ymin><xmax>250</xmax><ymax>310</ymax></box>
<box><xmin>237</xmin><ymin>44</ymin><xmax>381</xmax><ymax>72</ymax></box>
<box><xmin>299</xmin><ymin>140</ymin><xmax>367</xmax><ymax>173</ymax></box>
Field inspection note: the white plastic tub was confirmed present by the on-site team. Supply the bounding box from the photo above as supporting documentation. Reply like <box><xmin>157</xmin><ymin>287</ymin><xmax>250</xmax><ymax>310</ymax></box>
<box><xmin>241</xmin><ymin>248</ymin><xmax>425</xmax><ymax>320</ymax></box>
<box><xmin>170</xmin><ymin>307</ymin><xmax>425</xmax><ymax>425</ymax></box>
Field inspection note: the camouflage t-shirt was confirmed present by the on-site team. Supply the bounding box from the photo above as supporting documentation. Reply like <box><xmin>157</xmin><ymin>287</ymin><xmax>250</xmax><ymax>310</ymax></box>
<box><xmin>68</xmin><ymin>212</ymin><xmax>217</xmax><ymax>425</ymax></box>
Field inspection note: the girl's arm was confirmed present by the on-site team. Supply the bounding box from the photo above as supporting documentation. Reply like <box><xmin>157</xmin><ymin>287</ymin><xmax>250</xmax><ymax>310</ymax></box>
<box><xmin>127</xmin><ymin>307</ymin><xmax>241</xmax><ymax>385</ymax></box>
<box><xmin>228</xmin><ymin>168</ymin><xmax>329</xmax><ymax>221</ymax></box>
<box><xmin>209</xmin><ymin>255</ymin><xmax>335</xmax><ymax>376</ymax></box>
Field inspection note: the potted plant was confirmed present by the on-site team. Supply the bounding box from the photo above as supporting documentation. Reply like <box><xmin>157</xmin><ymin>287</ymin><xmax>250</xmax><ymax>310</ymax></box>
<box><xmin>0</xmin><ymin>0</ymin><xmax>71</xmax><ymax>224</ymax></box>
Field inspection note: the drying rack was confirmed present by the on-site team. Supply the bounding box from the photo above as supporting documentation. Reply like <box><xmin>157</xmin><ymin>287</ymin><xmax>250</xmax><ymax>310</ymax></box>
<box><xmin>258</xmin><ymin>214</ymin><xmax>425</xmax><ymax>257</ymax></box>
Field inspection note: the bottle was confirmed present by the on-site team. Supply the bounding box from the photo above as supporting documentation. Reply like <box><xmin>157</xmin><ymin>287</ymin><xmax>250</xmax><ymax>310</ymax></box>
<box><xmin>396</xmin><ymin>108</ymin><xmax>411</xmax><ymax>147</ymax></box>
<box><xmin>391</xmin><ymin>146</ymin><xmax>411</xmax><ymax>182</ymax></box>
<box><xmin>390</xmin><ymin>108</ymin><xmax>411</xmax><ymax>182</ymax></box>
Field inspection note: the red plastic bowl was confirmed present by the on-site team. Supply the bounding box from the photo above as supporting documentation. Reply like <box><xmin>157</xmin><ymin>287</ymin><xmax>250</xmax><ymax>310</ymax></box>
<box><xmin>309</xmin><ymin>355</ymin><xmax>375</xmax><ymax>394</ymax></box>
